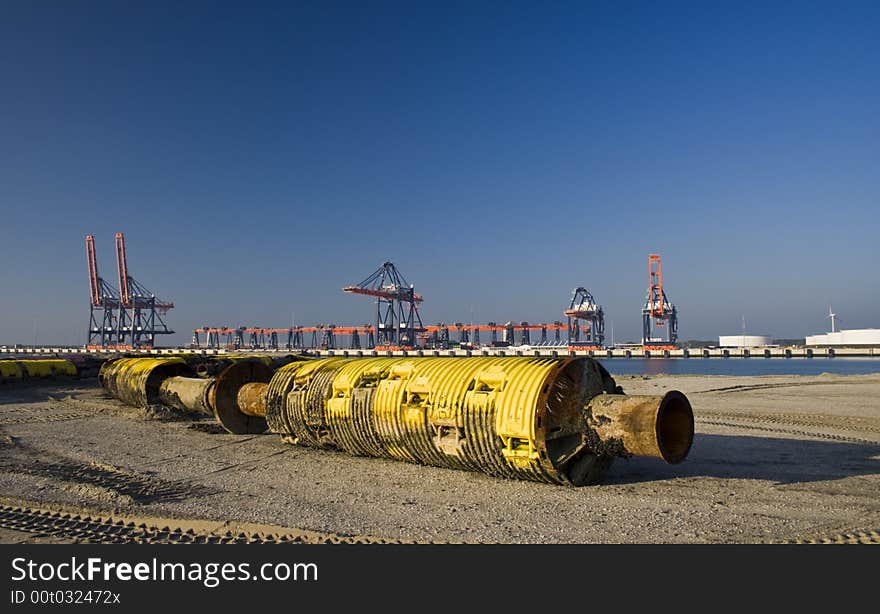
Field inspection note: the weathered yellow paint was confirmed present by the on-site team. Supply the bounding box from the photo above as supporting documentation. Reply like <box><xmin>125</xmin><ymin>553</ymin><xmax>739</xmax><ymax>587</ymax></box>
<box><xmin>99</xmin><ymin>357</ymin><xmax>189</xmax><ymax>407</ymax></box>
<box><xmin>325</xmin><ymin>358</ymin><xmax>405</xmax><ymax>457</ymax></box>
<box><xmin>94</xmin><ymin>354</ymin><xmax>687</xmax><ymax>486</ymax></box>
<box><xmin>263</xmin><ymin>359</ymin><xmax>323</xmax><ymax>438</ymax></box>
<box><xmin>291</xmin><ymin>356</ymin><xmax>583</xmax><ymax>483</ymax></box>
<box><xmin>4</xmin><ymin>359</ymin><xmax>78</xmax><ymax>378</ymax></box>
<box><xmin>0</xmin><ymin>360</ymin><xmax>24</xmax><ymax>380</ymax></box>
<box><xmin>493</xmin><ymin>358</ymin><xmax>559</xmax><ymax>469</ymax></box>
<box><xmin>283</xmin><ymin>357</ymin><xmax>350</xmax><ymax>446</ymax></box>
<box><xmin>89</xmin><ymin>356</ymin><xmax>693</xmax><ymax>484</ymax></box>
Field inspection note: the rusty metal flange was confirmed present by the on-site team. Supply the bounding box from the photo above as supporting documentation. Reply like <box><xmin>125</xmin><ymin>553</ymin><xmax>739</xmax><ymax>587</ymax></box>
<box><xmin>210</xmin><ymin>360</ymin><xmax>274</xmax><ymax>434</ymax></box>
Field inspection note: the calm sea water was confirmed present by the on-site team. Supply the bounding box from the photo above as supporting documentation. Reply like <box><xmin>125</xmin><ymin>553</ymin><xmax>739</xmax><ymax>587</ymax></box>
<box><xmin>601</xmin><ymin>357</ymin><xmax>880</xmax><ymax>376</ymax></box>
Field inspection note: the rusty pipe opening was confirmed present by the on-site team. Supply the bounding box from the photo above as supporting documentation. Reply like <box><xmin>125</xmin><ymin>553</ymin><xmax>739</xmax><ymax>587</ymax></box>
<box><xmin>585</xmin><ymin>390</ymin><xmax>694</xmax><ymax>464</ymax></box>
<box><xmin>654</xmin><ymin>391</ymin><xmax>694</xmax><ymax>464</ymax></box>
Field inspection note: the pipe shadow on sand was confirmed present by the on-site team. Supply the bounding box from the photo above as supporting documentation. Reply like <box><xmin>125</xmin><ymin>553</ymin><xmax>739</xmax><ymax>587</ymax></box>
<box><xmin>605</xmin><ymin>433</ymin><xmax>880</xmax><ymax>485</ymax></box>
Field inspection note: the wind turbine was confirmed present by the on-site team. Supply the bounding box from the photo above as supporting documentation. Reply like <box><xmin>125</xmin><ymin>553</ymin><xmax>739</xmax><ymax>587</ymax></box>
<box><xmin>827</xmin><ymin>306</ymin><xmax>838</xmax><ymax>333</ymax></box>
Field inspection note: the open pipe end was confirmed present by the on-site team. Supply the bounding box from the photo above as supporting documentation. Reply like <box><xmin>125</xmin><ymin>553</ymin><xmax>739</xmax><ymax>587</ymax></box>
<box><xmin>655</xmin><ymin>390</ymin><xmax>694</xmax><ymax>464</ymax></box>
<box><xmin>585</xmin><ymin>389</ymin><xmax>695</xmax><ymax>464</ymax></box>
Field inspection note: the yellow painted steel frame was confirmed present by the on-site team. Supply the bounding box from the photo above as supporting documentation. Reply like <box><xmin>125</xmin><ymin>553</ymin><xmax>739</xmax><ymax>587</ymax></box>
<box><xmin>369</xmin><ymin>357</ymin><xmax>566</xmax><ymax>482</ymax></box>
<box><xmin>99</xmin><ymin>357</ymin><xmax>189</xmax><ymax>407</ymax></box>
<box><xmin>4</xmin><ymin>359</ymin><xmax>77</xmax><ymax>378</ymax></box>
<box><xmin>0</xmin><ymin>360</ymin><xmax>24</xmax><ymax>381</ymax></box>
<box><xmin>264</xmin><ymin>360</ymin><xmax>319</xmax><ymax>439</ymax></box>
<box><xmin>298</xmin><ymin>357</ymin><xmax>606</xmax><ymax>485</ymax></box>
<box><xmin>325</xmin><ymin>357</ymin><xmax>402</xmax><ymax>457</ymax></box>
<box><xmin>283</xmin><ymin>357</ymin><xmax>348</xmax><ymax>447</ymax></box>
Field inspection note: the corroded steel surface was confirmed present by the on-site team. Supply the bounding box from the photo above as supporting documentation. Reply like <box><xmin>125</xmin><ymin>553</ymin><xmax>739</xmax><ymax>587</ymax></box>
<box><xmin>284</xmin><ymin>358</ymin><xmax>349</xmax><ymax>448</ymax></box>
<box><xmin>585</xmin><ymin>391</ymin><xmax>694</xmax><ymax>463</ymax></box>
<box><xmin>325</xmin><ymin>358</ymin><xmax>405</xmax><ymax>457</ymax></box>
<box><xmin>98</xmin><ymin>357</ymin><xmax>190</xmax><ymax>407</ymax></box>
<box><xmin>264</xmin><ymin>359</ymin><xmax>318</xmax><ymax>439</ymax></box>
<box><xmin>237</xmin><ymin>382</ymin><xmax>269</xmax><ymax>417</ymax></box>
<box><xmin>158</xmin><ymin>376</ymin><xmax>214</xmax><ymax>414</ymax></box>
<box><xmin>278</xmin><ymin>356</ymin><xmax>687</xmax><ymax>486</ymax></box>
<box><xmin>94</xmin><ymin>355</ymin><xmax>693</xmax><ymax>486</ymax></box>
<box><xmin>209</xmin><ymin>360</ymin><xmax>274</xmax><ymax>434</ymax></box>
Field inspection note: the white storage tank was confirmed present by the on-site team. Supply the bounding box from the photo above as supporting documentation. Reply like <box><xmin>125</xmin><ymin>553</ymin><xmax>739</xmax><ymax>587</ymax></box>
<box><xmin>718</xmin><ymin>335</ymin><xmax>773</xmax><ymax>348</ymax></box>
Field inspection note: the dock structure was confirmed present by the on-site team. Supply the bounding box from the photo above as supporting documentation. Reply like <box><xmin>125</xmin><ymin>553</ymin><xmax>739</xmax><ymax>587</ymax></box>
<box><xmin>3</xmin><ymin>346</ymin><xmax>878</xmax><ymax>359</ymax></box>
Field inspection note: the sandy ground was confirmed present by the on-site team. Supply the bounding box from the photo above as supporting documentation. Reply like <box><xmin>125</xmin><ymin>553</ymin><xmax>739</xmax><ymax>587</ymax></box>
<box><xmin>1</xmin><ymin>371</ymin><xmax>879</xmax><ymax>543</ymax></box>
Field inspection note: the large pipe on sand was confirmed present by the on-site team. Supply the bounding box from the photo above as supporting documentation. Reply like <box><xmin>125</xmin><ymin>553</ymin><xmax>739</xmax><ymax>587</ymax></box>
<box><xmin>100</xmin><ymin>356</ymin><xmax>694</xmax><ymax>486</ymax></box>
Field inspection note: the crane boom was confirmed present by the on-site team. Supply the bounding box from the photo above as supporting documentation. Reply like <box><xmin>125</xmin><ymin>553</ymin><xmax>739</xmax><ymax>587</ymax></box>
<box><xmin>115</xmin><ymin>232</ymin><xmax>131</xmax><ymax>307</ymax></box>
<box><xmin>86</xmin><ymin>235</ymin><xmax>101</xmax><ymax>306</ymax></box>
<box><xmin>648</xmin><ymin>254</ymin><xmax>664</xmax><ymax>317</ymax></box>
<box><xmin>342</xmin><ymin>286</ymin><xmax>424</xmax><ymax>303</ymax></box>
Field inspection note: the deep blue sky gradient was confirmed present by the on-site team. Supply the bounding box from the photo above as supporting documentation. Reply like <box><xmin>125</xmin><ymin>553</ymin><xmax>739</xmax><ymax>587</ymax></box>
<box><xmin>1</xmin><ymin>1</ymin><xmax>878</xmax><ymax>345</ymax></box>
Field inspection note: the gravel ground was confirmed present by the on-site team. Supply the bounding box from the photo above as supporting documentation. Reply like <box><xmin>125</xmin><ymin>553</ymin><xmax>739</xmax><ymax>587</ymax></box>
<box><xmin>1</xmin><ymin>371</ymin><xmax>878</xmax><ymax>543</ymax></box>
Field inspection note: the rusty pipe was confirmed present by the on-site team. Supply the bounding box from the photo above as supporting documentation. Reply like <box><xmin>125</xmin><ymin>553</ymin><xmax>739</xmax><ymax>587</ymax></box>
<box><xmin>236</xmin><ymin>382</ymin><xmax>269</xmax><ymax>417</ymax></box>
<box><xmin>290</xmin><ymin>356</ymin><xmax>694</xmax><ymax>486</ymax></box>
<box><xmin>99</xmin><ymin>355</ymin><xmax>694</xmax><ymax>486</ymax></box>
<box><xmin>584</xmin><ymin>391</ymin><xmax>694</xmax><ymax>464</ymax></box>
<box><xmin>99</xmin><ymin>356</ymin><xmax>277</xmax><ymax>432</ymax></box>
<box><xmin>158</xmin><ymin>376</ymin><xmax>214</xmax><ymax>414</ymax></box>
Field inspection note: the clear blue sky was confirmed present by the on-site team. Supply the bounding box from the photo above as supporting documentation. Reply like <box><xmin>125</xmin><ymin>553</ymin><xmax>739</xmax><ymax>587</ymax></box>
<box><xmin>1</xmin><ymin>1</ymin><xmax>877</xmax><ymax>345</ymax></box>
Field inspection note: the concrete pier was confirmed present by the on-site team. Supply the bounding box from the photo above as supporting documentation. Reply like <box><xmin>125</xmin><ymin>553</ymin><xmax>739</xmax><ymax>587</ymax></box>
<box><xmin>2</xmin><ymin>346</ymin><xmax>878</xmax><ymax>359</ymax></box>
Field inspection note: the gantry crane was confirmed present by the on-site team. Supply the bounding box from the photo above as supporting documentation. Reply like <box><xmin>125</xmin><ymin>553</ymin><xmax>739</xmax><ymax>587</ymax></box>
<box><xmin>564</xmin><ymin>287</ymin><xmax>605</xmax><ymax>348</ymax></box>
<box><xmin>642</xmin><ymin>254</ymin><xmax>678</xmax><ymax>348</ymax></box>
<box><xmin>191</xmin><ymin>322</ymin><xmax>572</xmax><ymax>350</ymax></box>
<box><xmin>114</xmin><ymin>232</ymin><xmax>175</xmax><ymax>348</ymax></box>
<box><xmin>85</xmin><ymin>235</ymin><xmax>121</xmax><ymax>348</ymax></box>
<box><xmin>343</xmin><ymin>261</ymin><xmax>424</xmax><ymax>349</ymax></box>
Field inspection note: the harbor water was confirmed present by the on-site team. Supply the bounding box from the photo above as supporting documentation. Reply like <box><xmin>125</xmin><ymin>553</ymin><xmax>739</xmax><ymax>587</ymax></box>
<box><xmin>602</xmin><ymin>357</ymin><xmax>880</xmax><ymax>376</ymax></box>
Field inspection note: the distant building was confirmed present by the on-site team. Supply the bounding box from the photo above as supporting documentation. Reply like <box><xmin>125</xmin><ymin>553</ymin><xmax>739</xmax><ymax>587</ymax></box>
<box><xmin>805</xmin><ymin>329</ymin><xmax>880</xmax><ymax>347</ymax></box>
<box><xmin>718</xmin><ymin>335</ymin><xmax>773</xmax><ymax>348</ymax></box>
